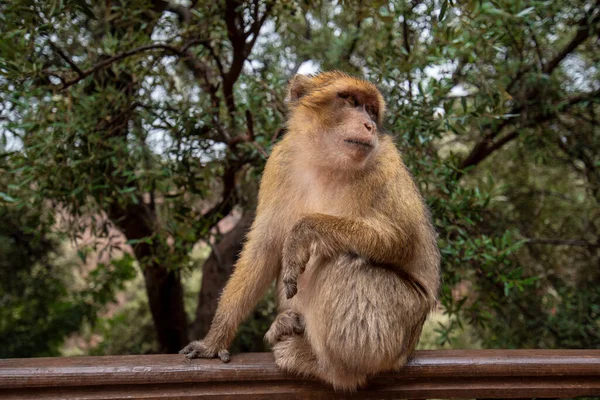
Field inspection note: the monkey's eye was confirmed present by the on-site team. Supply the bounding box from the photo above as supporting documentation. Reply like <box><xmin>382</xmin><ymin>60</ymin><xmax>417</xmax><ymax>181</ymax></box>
<box><xmin>366</xmin><ymin>105</ymin><xmax>377</xmax><ymax>119</ymax></box>
<box><xmin>338</xmin><ymin>93</ymin><xmax>358</xmax><ymax>107</ymax></box>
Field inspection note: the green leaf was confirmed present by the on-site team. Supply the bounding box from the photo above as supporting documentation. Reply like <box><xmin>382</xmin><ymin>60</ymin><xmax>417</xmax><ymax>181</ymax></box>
<box><xmin>516</xmin><ymin>7</ymin><xmax>535</xmax><ymax>18</ymax></box>
<box><xmin>0</xmin><ymin>192</ymin><xmax>17</xmax><ymax>202</ymax></box>
<box><xmin>439</xmin><ymin>0</ymin><xmax>449</xmax><ymax>21</ymax></box>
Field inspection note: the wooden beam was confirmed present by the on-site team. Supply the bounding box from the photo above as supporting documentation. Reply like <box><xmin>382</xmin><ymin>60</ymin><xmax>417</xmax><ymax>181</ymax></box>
<box><xmin>1</xmin><ymin>350</ymin><xmax>599</xmax><ymax>399</ymax></box>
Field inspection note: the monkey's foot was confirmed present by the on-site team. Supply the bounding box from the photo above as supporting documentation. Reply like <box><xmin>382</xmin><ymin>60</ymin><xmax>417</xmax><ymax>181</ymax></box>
<box><xmin>272</xmin><ymin>335</ymin><xmax>320</xmax><ymax>380</ymax></box>
<box><xmin>179</xmin><ymin>340</ymin><xmax>231</xmax><ymax>362</ymax></box>
<box><xmin>265</xmin><ymin>310</ymin><xmax>305</xmax><ymax>346</ymax></box>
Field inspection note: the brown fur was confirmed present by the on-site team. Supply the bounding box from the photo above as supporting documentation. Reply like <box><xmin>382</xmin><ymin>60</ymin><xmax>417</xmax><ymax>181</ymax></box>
<box><xmin>181</xmin><ymin>71</ymin><xmax>441</xmax><ymax>391</ymax></box>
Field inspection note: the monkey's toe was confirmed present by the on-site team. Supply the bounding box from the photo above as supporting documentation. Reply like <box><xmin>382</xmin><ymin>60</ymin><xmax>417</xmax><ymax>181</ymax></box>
<box><xmin>218</xmin><ymin>349</ymin><xmax>231</xmax><ymax>362</ymax></box>
<box><xmin>185</xmin><ymin>350</ymin><xmax>200</xmax><ymax>359</ymax></box>
<box><xmin>265</xmin><ymin>320</ymin><xmax>290</xmax><ymax>345</ymax></box>
<box><xmin>179</xmin><ymin>341</ymin><xmax>203</xmax><ymax>355</ymax></box>
<box><xmin>265</xmin><ymin>310</ymin><xmax>306</xmax><ymax>346</ymax></box>
<box><xmin>180</xmin><ymin>340</ymin><xmax>223</xmax><ymax>360</ymax></box>
<box><xmin>292</xmin><ymin>312</ymin><xmax>305</xmax><ymax>334</ymax></box>
<box><xmin>264</xmin><ymin>327</ymin><xmax>279</xmax><ymax>346</ymax></box>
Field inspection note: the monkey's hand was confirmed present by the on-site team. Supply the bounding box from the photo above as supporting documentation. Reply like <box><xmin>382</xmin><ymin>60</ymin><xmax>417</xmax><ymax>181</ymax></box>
<box><xmin>179</xmin><ymin>340</ymin><xmax>231</xmax><ymax>362</ymax></box>
<box><xmin>282</xmin><ymin>221</ymin><xmax>315</xmax><ymax>299</ymax></box>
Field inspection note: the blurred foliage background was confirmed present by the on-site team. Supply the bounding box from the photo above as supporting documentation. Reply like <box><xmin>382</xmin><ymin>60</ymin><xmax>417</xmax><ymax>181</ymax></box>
<box><xmin>0</xmin><ymin>0</ymin><xmax>599</xmax><ymax>358</ymax></box>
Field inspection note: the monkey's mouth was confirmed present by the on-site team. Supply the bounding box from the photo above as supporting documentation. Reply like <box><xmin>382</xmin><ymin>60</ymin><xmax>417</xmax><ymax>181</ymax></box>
<box><xmin>344</xmin><ymin>139</ymin><xmax>373</xmax><ymax>149</ymax></box>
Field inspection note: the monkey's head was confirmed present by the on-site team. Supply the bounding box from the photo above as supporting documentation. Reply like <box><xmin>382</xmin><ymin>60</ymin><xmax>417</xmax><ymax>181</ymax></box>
<box><xmin>286</xmin><ymin>71</ymin><xmax>386</xmax><ymax>170</ymax></box>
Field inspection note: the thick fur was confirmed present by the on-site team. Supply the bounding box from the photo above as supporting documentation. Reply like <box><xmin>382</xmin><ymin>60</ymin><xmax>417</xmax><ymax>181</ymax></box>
<box><xmin>181</xmin><ymin>71</ymin><xmax>441</xmax><ymax>391</ymax></box>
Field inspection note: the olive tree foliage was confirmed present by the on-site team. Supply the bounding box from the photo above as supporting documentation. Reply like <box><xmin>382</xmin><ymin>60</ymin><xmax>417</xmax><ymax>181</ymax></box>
<box><xmin>0</xmin><ymin>0</ymin><xmax>598</xmax><ymax>356</ymax></box>
<box><xmin>0</xmin><ymin>163</ymin><xmax>137</xmax><ymax>357</ymax></box>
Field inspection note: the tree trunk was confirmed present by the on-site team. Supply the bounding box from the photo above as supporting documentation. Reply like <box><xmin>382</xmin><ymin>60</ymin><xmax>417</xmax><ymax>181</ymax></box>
<box><xmin>108</xmin><ymin>203</ymin><xmax>189</xmax><ymax>353</ymax></box>
<box><xmin>190</xmin><ymin>212</ymin><xmax>254</xmax><ymax>340</ymax></box>
<box><xmin>88</xmin><ymin>1</ymin><xmax>189</xmax><ymax>353</ymax></box>
<box><xmin>143</xmin><ymin>264</ymin><xmax>188</xmax><ymax>352</ymax></box>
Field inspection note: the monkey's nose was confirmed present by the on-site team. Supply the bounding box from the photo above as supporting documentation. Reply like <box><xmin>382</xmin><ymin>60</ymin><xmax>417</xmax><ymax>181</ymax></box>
<box><xmin>364</xmin><ymin>121</ymin><xmax>375</xmax><ymax>132</ymax></box>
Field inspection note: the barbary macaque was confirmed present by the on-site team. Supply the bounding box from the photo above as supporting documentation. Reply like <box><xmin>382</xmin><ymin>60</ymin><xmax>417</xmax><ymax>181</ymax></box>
<box><xmin>181</xmin><ymin>71</ymin><xmax>441</xmax><ymax>390</ymax></box>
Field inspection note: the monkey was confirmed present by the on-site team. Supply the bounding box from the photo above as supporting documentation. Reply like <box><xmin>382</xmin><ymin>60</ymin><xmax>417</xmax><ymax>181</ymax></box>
<box><xmin>180</xmin><ymin>70</ymin><xmax>441</xmax><ymax>391</ymax></box>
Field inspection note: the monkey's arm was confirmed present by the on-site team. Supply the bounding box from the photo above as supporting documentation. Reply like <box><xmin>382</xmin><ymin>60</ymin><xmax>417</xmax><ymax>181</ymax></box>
<box><xmin>282</xmin><ymin>213</ymin><xmax>415</xmax><ymax>298</ymax></box>
<box><xmin>180</xmin><ymin>233</ymin><xmax>280</xmax><ymax>361</ymax></box>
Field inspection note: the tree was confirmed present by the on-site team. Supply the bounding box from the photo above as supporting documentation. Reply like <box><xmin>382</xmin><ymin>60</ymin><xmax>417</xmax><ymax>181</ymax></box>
<box><xmin>1</xmin><ymin>0</ymin><xmax>598</xmax><ymax>355</ymax></box>
<box><xmin>0</xmin><ymin>157</ymin><xmax>136</xmax><ymax>357</ymax></box>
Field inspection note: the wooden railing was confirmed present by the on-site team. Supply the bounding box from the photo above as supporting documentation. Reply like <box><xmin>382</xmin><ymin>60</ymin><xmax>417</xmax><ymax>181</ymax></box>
<box><xmin>1</xmin><ymin>349</ymin><xmax>599</xmax><ymax>399</ymax></box>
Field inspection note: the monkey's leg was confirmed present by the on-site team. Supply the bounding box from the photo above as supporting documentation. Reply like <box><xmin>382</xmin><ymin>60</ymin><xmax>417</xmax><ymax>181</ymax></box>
<box><xmin>181</xmin><ymin>234</ymin><xmax>281</xmax><ymax>360</ymax></box>
<box><xmin>272</xmin><ymin>335</ymin><xmax>319</xmax><ymax>378</ymax></box>
<box><xmin>273</xmin><ymin>335</ymin><xmax>367</xmax><ymax>391</ymax></box>
<box><xmin>264</xmin><ymin>310</ymin><xmax>305</xmax><ymax>346</ymax></box>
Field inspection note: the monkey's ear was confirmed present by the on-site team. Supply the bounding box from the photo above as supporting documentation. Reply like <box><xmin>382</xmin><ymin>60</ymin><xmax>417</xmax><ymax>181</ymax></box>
<box><xmin>287</xmin><ymin>74</ymin><xmax>313</xmax><ymax>102</ymax></box>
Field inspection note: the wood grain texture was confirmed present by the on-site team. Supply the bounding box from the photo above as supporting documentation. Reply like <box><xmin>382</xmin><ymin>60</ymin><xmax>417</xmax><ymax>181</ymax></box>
<box><xmin>1</xmin><ymin>350</ymin><xmax>599</xmax><ymax>399</ymax></box>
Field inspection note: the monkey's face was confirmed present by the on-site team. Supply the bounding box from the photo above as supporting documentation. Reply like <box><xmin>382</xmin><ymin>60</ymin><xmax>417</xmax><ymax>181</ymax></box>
<box><xmin>327</xmin><ymin>91</ymin><xmax>380</xmax><ymax>165</ymax></box>
<box><xmin>287</xmin><ymin>71</ymin><xmax>386</xmax><ymax>171</ymax></box>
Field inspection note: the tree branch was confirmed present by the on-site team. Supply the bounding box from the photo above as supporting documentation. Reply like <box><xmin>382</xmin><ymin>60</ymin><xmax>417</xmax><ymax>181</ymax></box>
<box><xmin>526</xmin><ymin>21</ymin><xmax>545</xmax><ymax>71</ymax></box>
<box><xmin>222</xmin><ymin>0</ymin><xmax>274</xmax><ymax>118</ymax></box>
<box><xmin>225</xmin><ymin>110</ymin><xmax>268</xmax><ymax>158</ymax></box>
<box><xmin>61</xmin><ymin>44</ymin><xmax>181</xmax><ymax>89</ymax></box>
<box><xmin>507</xmin><ymin>6</ymin><xmax>599</xmax><ymax>94</ymax></box>
<box><xmin>245</xmin><ymin>109</ymin><xmax>254</xmax><ymax>141</ymax></box>
<box><xmin>456</xmin><ymin>5</ymin><xmax>600</xmax><ymax>180</ymax></box>
<box><xmin>190</xmin><ymin>159</ymin><xmax>258</xmax><ymax>234</ymax></box>
<box><xmin>48</xmin><ymin>41</ymin><xmax>84</xmax><ymax>77</ymax></box>
<box><xmin>542</xmin><ymin>9</ymin><xmax>598</xmax><ymax>75</ymax></box>
<box><xmin>343</xmin><ymin>0</ymin><xmax>364</xmax><ymax>67</ymax></box>
<box><xmin>456</xmin><ymin>90</ymin><xmax>600</xmax><ymax>178</ymax></box>
<box><xmin>196</xmin><ymin>159</ymin><xmax>246</xmax><ymax>236</ymax></box>
<box><xmin>245</xmin><ymin>0</ymin><xmax>262</xmax><ymax>39</ymax></box>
